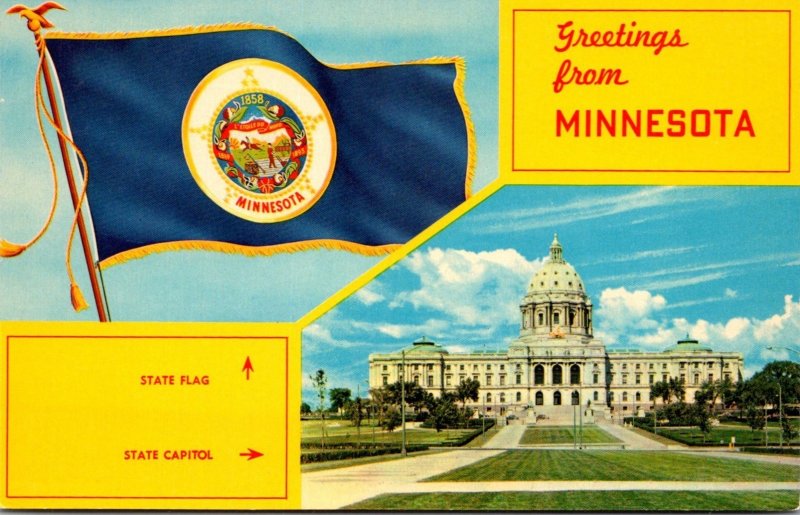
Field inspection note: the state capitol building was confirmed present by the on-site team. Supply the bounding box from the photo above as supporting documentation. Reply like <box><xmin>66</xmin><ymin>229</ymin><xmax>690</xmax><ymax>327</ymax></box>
<box><xmin>368</xmin><ymin>235</ymin><xmax>744</xmax><ymax>421</ymax></box>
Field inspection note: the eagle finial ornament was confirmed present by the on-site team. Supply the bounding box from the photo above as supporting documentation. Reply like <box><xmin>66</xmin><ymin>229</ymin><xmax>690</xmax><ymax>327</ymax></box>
<box><xmin>7</xmin><ymin>2</ymin><xmax>65</xmax><ymax>33</ymax></box>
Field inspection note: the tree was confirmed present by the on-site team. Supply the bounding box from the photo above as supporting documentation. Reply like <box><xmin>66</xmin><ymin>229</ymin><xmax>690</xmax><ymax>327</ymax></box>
<box><xmin>427</xmin><ymin>393</ymin><xmax>460</xmax><ymax>432</ymax></box>
<box><xmin>744</xmin><ymin>404</ymin><xmax>766</xmax><ymax>432</ymax></box>
<box><xmin>346</xmin><ymin>397</ymin><xmax>365</xmax><ymax>428</ymax></box>
<box><xmin>369</xmin><ymin>386</ymin><xmax>391</xmax><ymax>427</ymax></box>
<box><xmin>748</xmin><ymin>361</ymin><xmax>800</xmax><ymax>444</ymax></box>
<box><xmin>310</xmin><ymin>369</ymin><xmax>328</xmax><ymax>449</ymax></box>
<box><xmin>329</xmin><ymin>387</ymin><xmax>352</xmax><ymax>413</ymax></box>
<box><xmin>454</xmin><ymin>378</ymin><xmax>481</xmax><ymax>416</ymax></box>
<box><xmin>386</xmin><ymin>381</ymin><xmax>429</xmax><ymax>412</ymax></box>
<box><xmin>383</xmin><ymin>408</ymin><xmax>402</xmax><ymax>432</ymax></box>
<box><xmin>781</xmin><ymin>413</ymin><xmax>799</xmax><ymax>442</ymax></box>
<box><xmin>695</xmin><ymin>380</ymin><xmax>720</xmax><ymax>413</ymax></box>
<box><xmin>693</xmin><ymin>403</ymin><xmax>713</xmax><ymax>442</ymax></box>
<box><xmin>651</xmin><ymin>380</ymin><xmax>671</xmax><ymax>405</ymax></box>
<box><xmin>718</xmin><ymin>375</ymin><xmax>736</xmax><ymax>410</ymax></box>
<box><xmin>669</xmin><ymin>376</ymin><xmax>686</xmax><ymax>403</ymax></box>
<box><xmin>300</xmin><ymin>402</ymin><xmax>312</xmax><ymax>416</ymax></box>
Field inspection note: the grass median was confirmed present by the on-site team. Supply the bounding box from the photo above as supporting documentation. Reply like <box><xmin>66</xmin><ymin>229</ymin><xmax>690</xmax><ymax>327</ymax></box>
<box><xmin>424</xmin><ymin>450</ymin><xmax>800</xmax><ymax>482</ymax></box>
<box><xmin>519</xmin><ymin>426</ymin><xmax>621</xmax><ymax>445</ymax></box>
<box><xmin>345</xmin><ymin>490</ymin><xmax>799</xmax><ymax>511</ymax></box>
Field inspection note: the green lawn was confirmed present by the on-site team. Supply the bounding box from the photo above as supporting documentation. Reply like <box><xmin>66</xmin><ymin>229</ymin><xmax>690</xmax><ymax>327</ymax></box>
<box><xmin>654</xmin><ymin>425</ymin><xmax>800</xmax><ymax>446</ymax></box>
<box><xmin>519</xmin><ymin>426</ymin><xmax>621</xmax><ymax>445</ymax></box>
<box><xmin>425</xmin><ymin>450</ymin><xmax>800</xmax><ymax>482</ymax></box>
<box><xmin>302</xmin><ymin>419</ymin><xmax>477</xmax><ymax>447</ymax></box>
<box><xmin>345</xmin><ymin>490</ymin><xmax>799</xmax><ymax>511</ymax></box>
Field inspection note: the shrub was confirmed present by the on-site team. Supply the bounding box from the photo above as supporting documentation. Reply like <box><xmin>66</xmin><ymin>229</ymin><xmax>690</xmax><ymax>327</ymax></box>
<box><xmin>300</xmin><ymin>444</ymin><xmax>429</xmax><ymax>463</ymax></box>
<box><xmin>741</xmin><ymin>446</ymin><xmax>800</xmax><ymax>456</ymax></box>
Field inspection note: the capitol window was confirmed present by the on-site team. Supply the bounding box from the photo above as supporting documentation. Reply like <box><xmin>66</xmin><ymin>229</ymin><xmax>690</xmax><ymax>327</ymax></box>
<box><xmin>552</xmin><ymin>364</ymin><xmax>563</xmax><ymax>384</ymax></box>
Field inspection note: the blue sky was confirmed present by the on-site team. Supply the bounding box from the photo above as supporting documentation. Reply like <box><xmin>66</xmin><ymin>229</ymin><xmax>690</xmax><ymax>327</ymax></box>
<box><xmin>302</xmin><ymin>186</ymin><xmax>800</xmax><ymax>401</ymax></box>
<box><xmin>0</xmin><ymin>0</ymin><xmax>497</xmax><ymax>321</ymax></box>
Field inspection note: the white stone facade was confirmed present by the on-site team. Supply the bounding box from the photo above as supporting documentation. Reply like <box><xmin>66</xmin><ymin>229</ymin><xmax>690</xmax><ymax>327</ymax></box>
<box><xmin>368</xmin><ymin>235</ymin><xmax>744</xmax><ymax>420</ymax></box>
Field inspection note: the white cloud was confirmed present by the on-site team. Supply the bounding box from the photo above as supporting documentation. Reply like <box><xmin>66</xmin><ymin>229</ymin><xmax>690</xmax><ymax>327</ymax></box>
<box><xmin>591</xmin><ymin>246</ymin><xmax>698</xmax><ymax>265</ymax></box>
<box><xmin>595</xmin><ymin>287</ymin><xmax>667</xmax><ymax>344</ymax></box>
<box><xmin>371</xmin><ymin>318</ymin><xmax>449</xmax><ymax>339</ymax></box>
<box><xmin>724</xmin><ymin>288</ymin><xmax>738</xmax><ymax>298</ymax></box>
<box><xmin>753</xmin><ymin>295</ymin><xmax>800</xmax><ymax>343</ymax></box>
<box><xmin>354</xmin><ymin>283</ymin><xmax>385</xmax><ymax>306</ymax></box>
<box><xmin>467</xmin><ymin>188</ymin><xmax>720</xmax><ymax>234</ymax></box>
<box><xmin>599</xmin><ymin>291</ymin><xmax>800</xmax><ymax>377</ymax></box>
<box><xmin>639</xmin><ymin>271</ymin><xmax>729</xmax><ymax>291</ymax></box>
<box><xmin>390</xmin><ymin>248</ymin><xmax>543</xmax><ymax>329</ymax></box>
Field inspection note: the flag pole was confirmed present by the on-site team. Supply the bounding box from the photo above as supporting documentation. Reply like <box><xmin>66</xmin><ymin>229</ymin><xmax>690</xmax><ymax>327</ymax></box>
<box><xmin>8</xmin><ymin>3</ymin><xmax>109</xmax><ymax>321</ymax></box>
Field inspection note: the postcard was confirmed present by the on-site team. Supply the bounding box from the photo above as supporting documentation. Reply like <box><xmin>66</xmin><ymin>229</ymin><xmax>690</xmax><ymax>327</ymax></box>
<box><xmin>0</xmin><ymin>0</ymin><xmax>797</xmax><ymax>510</ymax></box>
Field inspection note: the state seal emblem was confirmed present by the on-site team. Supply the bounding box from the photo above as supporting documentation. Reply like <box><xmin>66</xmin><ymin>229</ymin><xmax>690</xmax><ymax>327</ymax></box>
<box><xmin>182</xmin><ymin>58</ymin><xmax>336</xmax><ymax>223</ymax></box>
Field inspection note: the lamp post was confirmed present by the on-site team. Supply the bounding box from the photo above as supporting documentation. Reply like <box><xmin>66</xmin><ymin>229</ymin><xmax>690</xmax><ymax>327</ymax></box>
<box><xmin>356</xmin><ymin>383</ymin><xmax>362</xmax><ymax>449</ymax></box>
<box><xmin>482</xmin><ymin>392</ymin><xmax>486</xmax><ymax>440</ymax></box>
<box><xmin>366</xmin><ymin>380</ymin><xmax>375</xmax><ymax>446</ymax></box>
<box><xmin>401</xmin><ymin>350</ymin><xmax>407</xmax><ymax>457</ymax></box>
<box><xmin>779</xmin><ymin>382</ymin><xmax>783</xmax><ymax>448</ymax></box>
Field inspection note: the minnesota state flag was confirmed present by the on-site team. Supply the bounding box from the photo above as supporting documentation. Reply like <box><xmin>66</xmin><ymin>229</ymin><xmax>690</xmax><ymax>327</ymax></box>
<box><xmin>44</xmin><ymin>24</ymin><xmax>474</xmax><ymax>268</ymax></box>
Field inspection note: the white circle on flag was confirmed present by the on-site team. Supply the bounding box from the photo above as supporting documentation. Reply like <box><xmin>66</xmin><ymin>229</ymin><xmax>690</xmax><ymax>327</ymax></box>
<box><xmin>182</xmin><ymin>58</ymin><xmax>336</xmax><ymax>223</ymax></box>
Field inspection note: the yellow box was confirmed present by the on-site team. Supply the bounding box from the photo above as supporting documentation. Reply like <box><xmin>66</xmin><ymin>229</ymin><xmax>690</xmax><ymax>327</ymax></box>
<box><xmin>500</xmin><ymin>0</ymin><xmax>797</xmax><ymax>183</ymax></box>
<box><xmin>1</xmin><ymin>321</ymin><xmax>300</xmax><ymax>510</ymax></box>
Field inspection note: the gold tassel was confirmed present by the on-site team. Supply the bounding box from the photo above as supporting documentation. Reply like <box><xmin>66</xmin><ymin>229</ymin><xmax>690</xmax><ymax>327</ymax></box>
<box><xmin>31</xmin><ymin>44</ymin><xmax>93</xmax><ymax>314</ymax></box>
<box><xmin>0</xmin><ymin>51</ymin><xmax>59</xmax><ymax>259</ymax></box>
<box><xmin>70</xmin><ymin>281</ymin><xmax>88</xmax><ymax>312</ymax></box>
<box><xmin>0</xmin><ymin>240</ymin><xmax>28</xmax><ymax>257</ymax></box>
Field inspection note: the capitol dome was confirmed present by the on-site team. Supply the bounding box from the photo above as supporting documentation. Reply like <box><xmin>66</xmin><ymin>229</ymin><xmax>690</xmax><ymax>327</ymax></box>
<box><xmin>518</xmin><ymin>234</ymin><xmax>593</xmax><ymax>339</ymax></box>
<box><xmin>527</xmin><ymin>233</ymin><xmax>586</xmax><ymax>295</ymax></box>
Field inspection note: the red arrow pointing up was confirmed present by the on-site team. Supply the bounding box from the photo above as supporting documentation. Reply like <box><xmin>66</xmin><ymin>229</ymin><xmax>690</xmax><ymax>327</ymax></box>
<box><xmin>242</xmin><ymin>356</ymin><xmax>254</xmax><ymax>380</ymax></box>
<box><xmin>239</xmin><ymin>448</ymin><xmax>263</xmax><ymax>460</ymax></box>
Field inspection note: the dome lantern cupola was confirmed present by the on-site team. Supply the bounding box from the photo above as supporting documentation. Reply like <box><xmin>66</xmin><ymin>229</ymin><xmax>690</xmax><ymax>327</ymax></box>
<box><xmin>550</xmin><ymin>233</ymin><xmax>564</xmax><ymax>263</ymax></box>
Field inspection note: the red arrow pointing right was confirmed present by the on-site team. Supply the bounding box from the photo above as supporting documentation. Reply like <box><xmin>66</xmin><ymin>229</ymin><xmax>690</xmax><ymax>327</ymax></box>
<box><xmin>239</xmin><ymin>448</ymin><xmax>263</xmax><ymax>461</ymax></box>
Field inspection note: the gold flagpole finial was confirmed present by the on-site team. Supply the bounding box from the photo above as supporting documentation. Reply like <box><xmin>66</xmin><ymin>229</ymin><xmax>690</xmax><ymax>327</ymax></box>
<box><xmin>7</xmin><ymin>2</ymin><xmax>66</xmax><ymax>48</ymax></box>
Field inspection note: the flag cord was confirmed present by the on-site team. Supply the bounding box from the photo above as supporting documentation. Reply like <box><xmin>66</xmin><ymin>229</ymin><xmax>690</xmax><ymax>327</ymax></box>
<box><xmin>5</xmin><ymin>2</ymin><xmax>107</xmax><ymax>319</ymax></box>
<box><xmin>0</xmin><ymin>51</ymin><xmax>59</xmax><ymax>259</ymax></box>
<box><xmin>33</xmin><ymin>43</ymin><xmax>92</xmax><ymax>312</ymax></box>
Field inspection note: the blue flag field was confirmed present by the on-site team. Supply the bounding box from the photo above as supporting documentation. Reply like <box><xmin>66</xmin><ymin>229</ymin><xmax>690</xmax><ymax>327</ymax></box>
<box><xmin>45</xmin><ymin>24</ymin><xmax>474</xmax><ymax>267</ymax></box>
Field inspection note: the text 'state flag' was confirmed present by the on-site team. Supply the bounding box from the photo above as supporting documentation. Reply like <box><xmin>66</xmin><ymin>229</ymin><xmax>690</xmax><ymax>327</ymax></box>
<box><xmin>45</xmin><ymin>24</ymin><xmax>474</xmax><ymax>267</ymax></box>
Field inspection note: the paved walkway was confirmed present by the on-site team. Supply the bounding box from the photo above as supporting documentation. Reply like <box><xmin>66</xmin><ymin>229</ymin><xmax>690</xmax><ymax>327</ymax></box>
<box><xmin>595</xmin><ymin>420</ymin><xmax>668</xmax><ymax>450</ymax></box>
<box><xmin>302</xmin><ymin>448</ymin><xmax>502</xmax><ymax>509</ymax></box>
<box><xmin>481</xmin><ymin>423</ymin><xmax>526</xmax><ymax>448</ymax></box>
<box><xmin>301</xmin><ymin>424</ymin><xmax>800</xmax><ymax>509</ymax></box>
